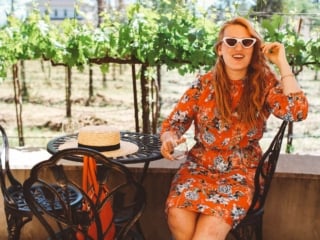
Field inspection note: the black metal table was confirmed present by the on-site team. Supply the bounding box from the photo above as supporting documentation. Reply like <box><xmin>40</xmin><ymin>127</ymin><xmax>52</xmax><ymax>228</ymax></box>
<box><xmin>46</xmin><ymin>131</ymin><xmax>163</xmax><ymax>183</ymax></box>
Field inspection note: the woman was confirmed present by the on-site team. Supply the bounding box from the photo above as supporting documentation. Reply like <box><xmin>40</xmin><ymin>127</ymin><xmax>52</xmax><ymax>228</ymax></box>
<box><xmin>160</xmin><ymin>17</ymin><xmax>308</xmax><ymax>240</ymax></box>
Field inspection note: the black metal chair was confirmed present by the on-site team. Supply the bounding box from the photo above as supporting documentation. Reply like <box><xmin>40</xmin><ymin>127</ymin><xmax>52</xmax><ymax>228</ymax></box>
<box><xmin>0</xmin><ymin>124</ymin><xmax>34</xmax><ymax>239</ymax></box>
<box><xmin>0</xmin><ymin>125</ymin><xmax>82</xmax><ymax>240</ymax></box>
<box><xmin>229</xmin><ymin>120</ymin><xmax>288</xmax><ymax>240</ymax></box>
<box><xmin>23</xmin><ymin>147</ymin><xmax>146</xmax><ymax>240</ymax></box>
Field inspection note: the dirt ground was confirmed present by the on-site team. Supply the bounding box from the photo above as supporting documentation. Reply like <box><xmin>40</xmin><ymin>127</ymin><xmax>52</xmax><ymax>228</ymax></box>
<box><xmin>0</xmin><ymin>60</ymin><xmax>319</xmax><ymax>155</ymax></box>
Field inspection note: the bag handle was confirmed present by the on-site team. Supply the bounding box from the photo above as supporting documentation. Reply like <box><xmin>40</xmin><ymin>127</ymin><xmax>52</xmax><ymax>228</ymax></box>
<box><xmin>82</xmin><ymin>156</ymin><xmax>88</xmax><ymax>192</ymax></box>
<box><xmin>83</xmin><ymin>155</ymin><xmax>99</xmax><ymax>195</ymax></box>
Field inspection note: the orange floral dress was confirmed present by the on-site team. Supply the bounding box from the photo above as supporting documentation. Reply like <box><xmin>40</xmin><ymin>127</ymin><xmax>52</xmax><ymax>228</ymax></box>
<box><xmin>160</xmin><ymin>71</ymin><xmax>308</xmax><ymax>228</ymax></box>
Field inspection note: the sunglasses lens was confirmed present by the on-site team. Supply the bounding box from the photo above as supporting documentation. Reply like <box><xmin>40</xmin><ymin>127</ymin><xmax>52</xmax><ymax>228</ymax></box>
<box><xmin>225</xmin><ymin>38</ymin><xmax>237</xmax><ymax>47</ymax></box>
<box><xmin>242</xmin><ymin>38</ymin><xmax>255</xmax><ymax>47</ymax></box>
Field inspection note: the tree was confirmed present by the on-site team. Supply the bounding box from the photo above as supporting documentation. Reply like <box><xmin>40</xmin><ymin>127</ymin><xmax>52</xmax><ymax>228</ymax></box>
<box><xmin>97</xmin><ymin>0</ymin><xmax>106</xmax><ymax>27</ymax></box>
<box><xmin>252</xmin><ymin>0</ymin><xmax>283</xmax><ymax>19</ymax></box>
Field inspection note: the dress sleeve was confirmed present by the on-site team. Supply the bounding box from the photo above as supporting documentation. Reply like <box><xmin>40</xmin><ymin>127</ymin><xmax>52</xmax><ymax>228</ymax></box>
<box><xmin>266</xmin><ymin>83</ymin><xmax>309</xmax><ymax>122</ymax></box>
<box><xmin>160</xmin><ymin>78</ymin><xmax>201</xmax><ymax>138</ymax></box>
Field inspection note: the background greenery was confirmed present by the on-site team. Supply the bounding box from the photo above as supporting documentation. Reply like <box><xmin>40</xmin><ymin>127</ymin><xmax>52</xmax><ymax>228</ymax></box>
<box><xmin>0</xmin><ymin>0</ymin><xmax>319</xmax><ymax>153</ymax></box>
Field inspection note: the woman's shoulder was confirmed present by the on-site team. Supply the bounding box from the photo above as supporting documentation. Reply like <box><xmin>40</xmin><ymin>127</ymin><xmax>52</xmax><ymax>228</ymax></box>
<box><xmin>199</xmin><ymin>71</ymin><xmax>213</xmax><ymax>81</ymax></box>
<box><xmin>197</xmin><ymin>71</ymin><xmax>214</xmax><ymax>87</ymax></box>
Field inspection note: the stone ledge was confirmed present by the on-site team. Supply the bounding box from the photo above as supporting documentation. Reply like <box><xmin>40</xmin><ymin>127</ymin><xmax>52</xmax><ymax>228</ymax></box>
<box><xmin>7</xmin><ymin>147</ymin><xmax>51</xmax><ymax>169</ymax></box>
<box><xmin>6</xmin><ymin>148</ymin><xmax>320</xmax><ymax>178</ymax></box>
<box><xmin>275</xmin><ymin>154</ymin><xmax>320</xmax><ymax>179</ymax></box>
<box><xmin>130</xmin><ymin>154</ymin><xmax>320</xmax><ymax>178</ymax></box>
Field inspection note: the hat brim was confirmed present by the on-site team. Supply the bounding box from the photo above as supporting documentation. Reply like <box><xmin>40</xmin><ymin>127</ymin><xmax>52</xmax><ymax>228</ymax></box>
<box><xmin>58</xmin><ymin>139</ymin><xmax>139</xmax><ymax>158</ymax></box>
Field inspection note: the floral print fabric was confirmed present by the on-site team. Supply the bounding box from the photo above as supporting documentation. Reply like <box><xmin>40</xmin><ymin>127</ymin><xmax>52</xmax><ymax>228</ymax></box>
<box><xmin>160</xmin><ymin>71</ymin><xmax>308</xmax><ymax>228</ymax></box>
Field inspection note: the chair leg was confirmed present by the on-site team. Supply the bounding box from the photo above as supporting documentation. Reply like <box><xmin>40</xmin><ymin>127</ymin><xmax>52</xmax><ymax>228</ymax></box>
<box><xmin>135</xmin><ymin>221</ymin><xmax>145</xmax><ymax>240</ymax></box>
<box><xmin>230</xmin><ymin>224</ymin><xmax>255</xmax><ymax>240</ymax></box>
<box><xmin>255</xmin><ymin>217</ymin><xmax>263</xmax><ymax>240</ymax></box>
<box><xmin>5</xmin><ymin>208</ymin><xmax>32</xmax><ymax>240</ymax></box>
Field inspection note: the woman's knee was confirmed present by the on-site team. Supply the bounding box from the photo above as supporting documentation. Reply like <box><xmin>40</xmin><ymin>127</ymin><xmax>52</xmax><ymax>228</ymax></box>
<box><xmin>193</xmin><ymin>214</ymin><xmax>231</xmax><ymax>240</ymax></box>
<box><xmin>167</xmin><ymin>208</ymin><xmax>196</xmax><ymax>240</ymax></box>
<box><xmin>167</xmin><ymin>208</ymin><xmax>198</xmax><ymax>235</ymax></box>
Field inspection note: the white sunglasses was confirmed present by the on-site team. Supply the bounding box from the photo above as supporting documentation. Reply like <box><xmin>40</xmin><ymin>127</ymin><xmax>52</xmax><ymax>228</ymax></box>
<box><xmin>222</xmin><ymin>37</ymin><xmax>257</xmax><ymax>48</ymax></box>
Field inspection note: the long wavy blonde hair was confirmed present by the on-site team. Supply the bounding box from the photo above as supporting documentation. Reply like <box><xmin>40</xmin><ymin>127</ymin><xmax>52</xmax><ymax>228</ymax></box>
<box><xmin>212</xmin><ymin>17</ymin><xmax>273</xmax><ymax>128</ymax></box>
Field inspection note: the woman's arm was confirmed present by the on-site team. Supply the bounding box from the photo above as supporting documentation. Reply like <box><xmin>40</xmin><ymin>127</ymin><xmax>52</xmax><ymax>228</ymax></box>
<box><xmin>261</xmin><ymin>42</ymin><xmax>301</xmax><ymax>95</ymax></box>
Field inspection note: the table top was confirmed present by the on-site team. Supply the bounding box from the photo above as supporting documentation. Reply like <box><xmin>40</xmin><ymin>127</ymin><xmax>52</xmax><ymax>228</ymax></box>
<box><xmin>47</xmin><ymin>131</ymin><xmax>163</xmax><ymax>164</ymax></box>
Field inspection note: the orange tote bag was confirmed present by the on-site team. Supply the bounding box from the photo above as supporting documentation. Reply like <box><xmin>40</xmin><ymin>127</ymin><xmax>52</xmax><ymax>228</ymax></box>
<box><xmin>77</xmin><ymin>156</ymin><xmax>116</xmax><ymax>240</ymax></box>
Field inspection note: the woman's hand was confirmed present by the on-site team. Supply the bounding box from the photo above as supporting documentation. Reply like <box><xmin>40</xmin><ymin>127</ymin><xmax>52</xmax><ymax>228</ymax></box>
<box><xmin>262</xmin><ymin>42</ymin><xmax>302</xmax><ymax>94</ymax></box>
<box><xmin>160</xmin><ymin>131</ymin><xmax>186</xmax><ymax>161</ymax></box>
<box><xmin>261</xmin><ymin>42</ymin><xmax>288</xmax><ymax>68</ymax></box>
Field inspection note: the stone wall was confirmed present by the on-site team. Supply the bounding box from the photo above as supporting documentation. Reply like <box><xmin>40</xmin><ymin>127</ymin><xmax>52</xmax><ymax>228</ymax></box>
<box><xmin>0</xmin><ymin>153</ymin><xmax>319</xmax><ymax>240</ymax></box>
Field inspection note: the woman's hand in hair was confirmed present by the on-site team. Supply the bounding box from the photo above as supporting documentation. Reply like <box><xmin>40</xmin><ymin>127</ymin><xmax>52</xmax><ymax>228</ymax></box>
<box><xmin>261</xmin><ymin>42</ymin><xmax>288</xmax><ymax>68</ymax></box>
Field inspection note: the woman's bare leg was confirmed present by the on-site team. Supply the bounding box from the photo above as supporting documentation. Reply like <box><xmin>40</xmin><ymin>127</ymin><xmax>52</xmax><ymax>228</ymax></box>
<box><xmin>167</xmin><ymin>207</ymin><xmax>199</xmax><ymax>240</ymax></box>
<box><xmin>193</xmin><ymin>214</ymin><xmax>231</xmax><ymax>240</ymax></box>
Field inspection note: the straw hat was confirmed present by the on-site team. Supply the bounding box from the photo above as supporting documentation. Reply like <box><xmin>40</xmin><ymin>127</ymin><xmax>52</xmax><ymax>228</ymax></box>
<box><xmin>58</xmin><ymin>125</ymin><xmax>139</xmax><ymax>158</ymax></box>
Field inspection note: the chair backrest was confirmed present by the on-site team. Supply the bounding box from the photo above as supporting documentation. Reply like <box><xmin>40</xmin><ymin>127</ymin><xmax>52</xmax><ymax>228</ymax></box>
<box><xmin>246</xmin><ymin>120</ymin><xmax>288</xmax><ymax>216</ymax></box>
<box><xmin>23</xmin><ymin>147</ymin><xmax>146</xmax><ymax>240</ymax></box>
<box><xmin>231</xmin><ymin>121</ymin><xmax>288</xmax><ymax>240</ymax></box>
<box><xmin>0</xmin><ymin>125</ymin><xmax>9</xmax><ymax>193</ymax></box>
<box><xmin>0</xmin><ymin>125</ymin><xmax>23</xmax><ymax>205</ymax></box>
